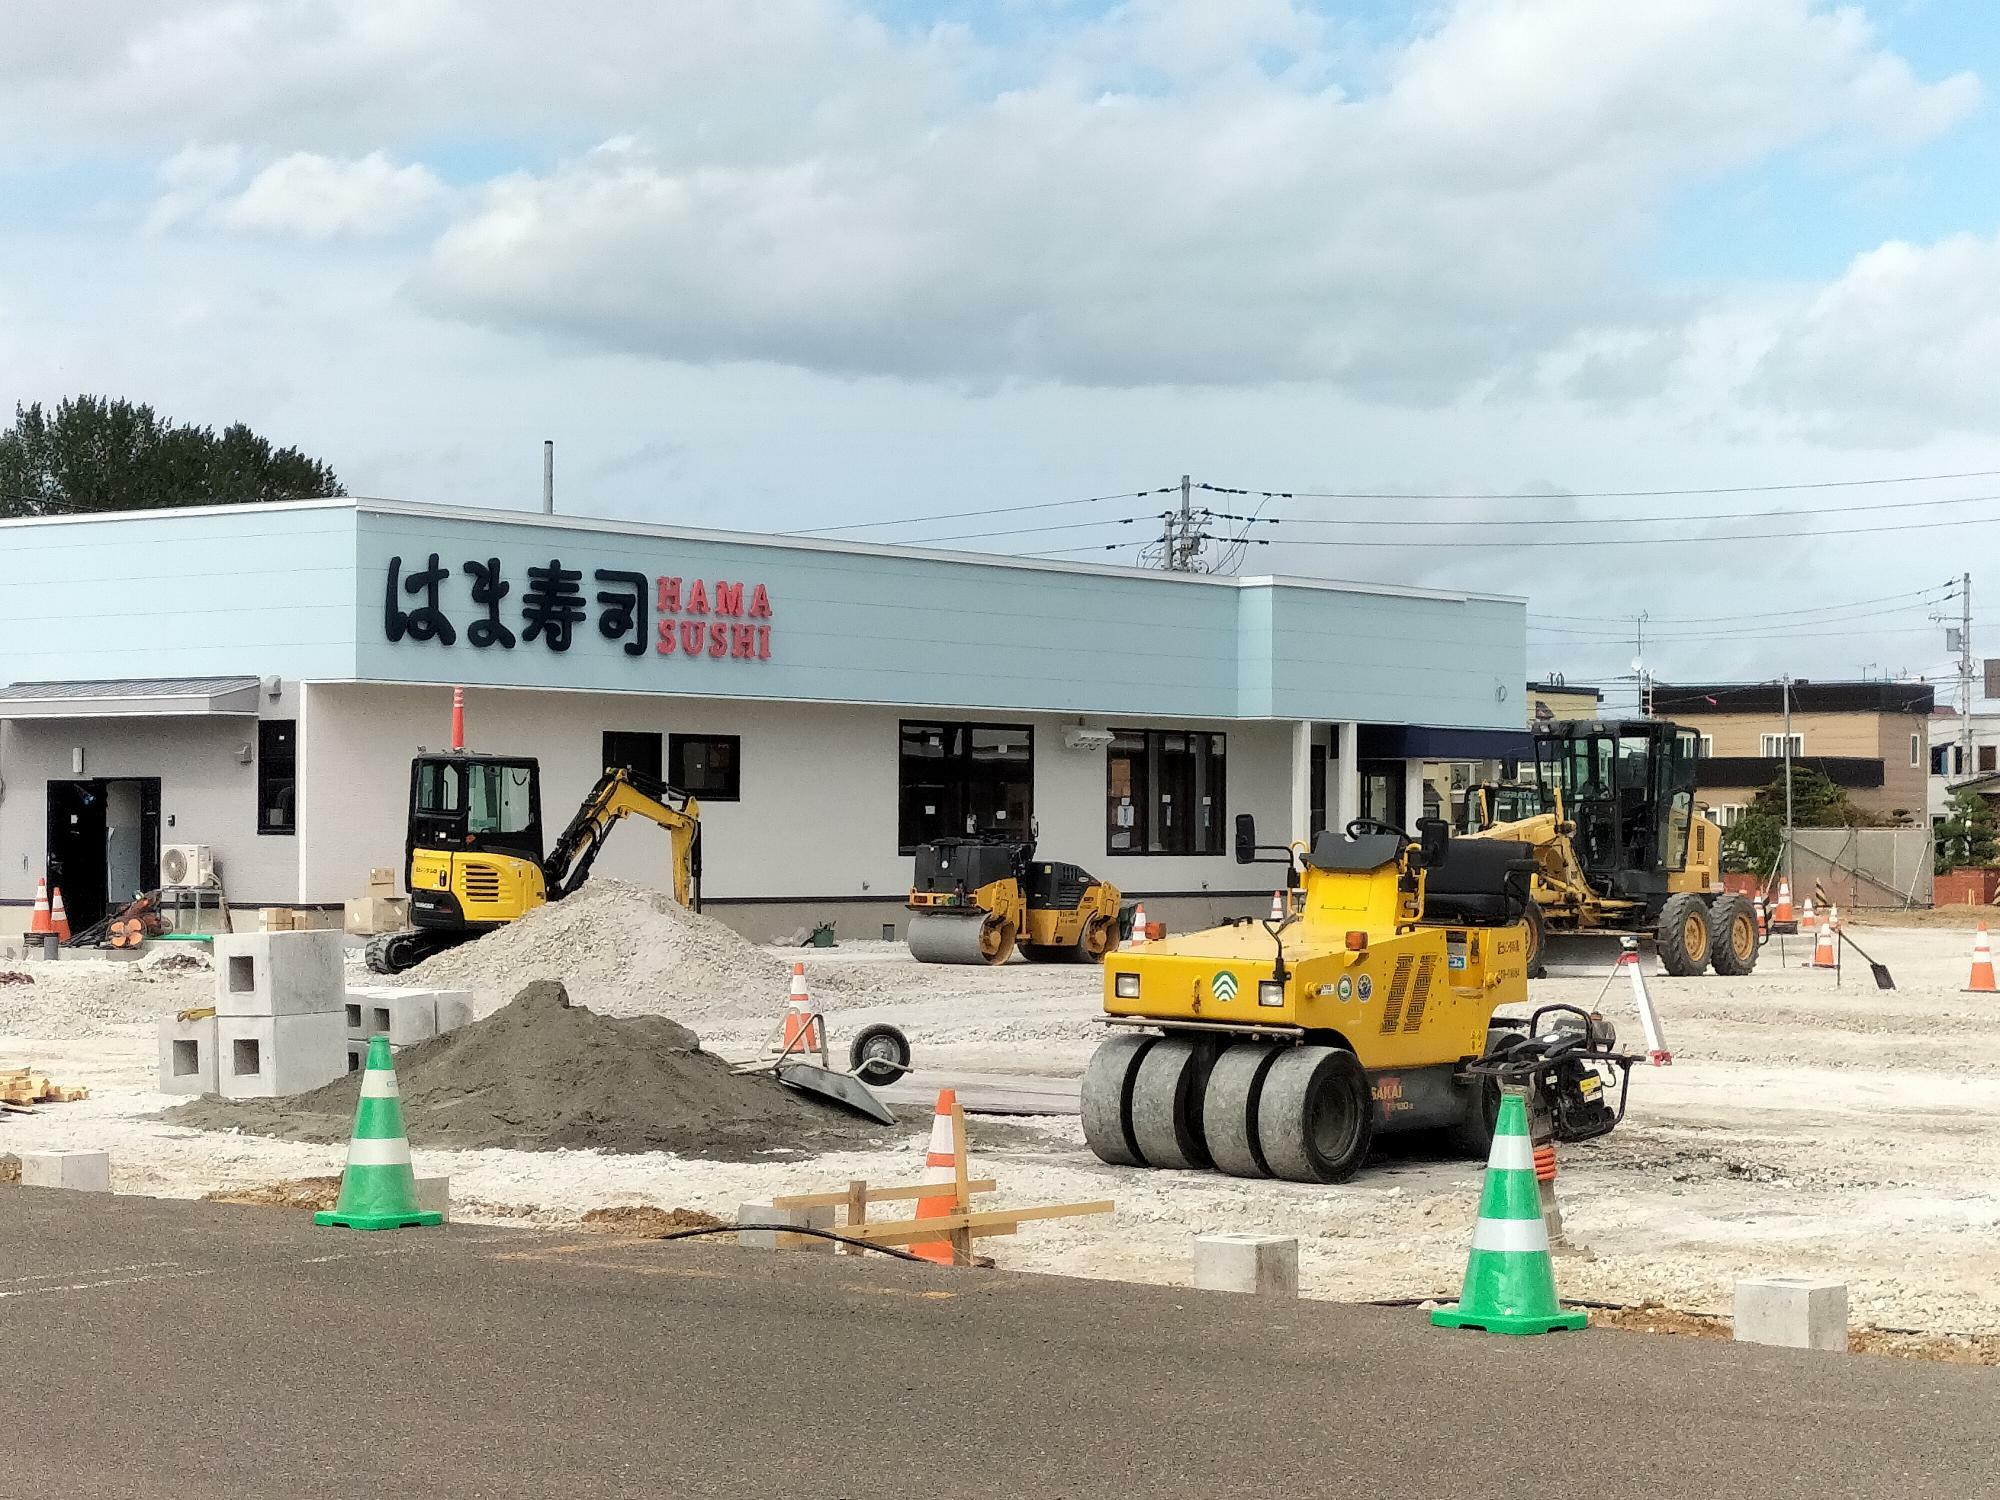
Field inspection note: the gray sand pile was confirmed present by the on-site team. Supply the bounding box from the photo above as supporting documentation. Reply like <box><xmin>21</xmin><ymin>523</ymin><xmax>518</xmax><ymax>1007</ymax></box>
<box><xmin>164</xmin><ymin>980</ymin><xmax>891</xmax><ymax>1160</ymax></box>
<box><xmin>401</xmin><ymin>879</ymin><xmax>853</xmax><ymax>1026</ymax></box>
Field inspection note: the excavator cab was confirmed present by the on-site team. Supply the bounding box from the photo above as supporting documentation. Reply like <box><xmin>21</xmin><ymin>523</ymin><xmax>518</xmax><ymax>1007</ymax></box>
<box><xmin>410</xmin><ymin>754</ymin><xmax>545</xmax><ymax>871</ymax></box>
<box><xmin>1531</xmin><ymin>720</ymin><xmax>1698</xmax><ymax>902</ymax></box>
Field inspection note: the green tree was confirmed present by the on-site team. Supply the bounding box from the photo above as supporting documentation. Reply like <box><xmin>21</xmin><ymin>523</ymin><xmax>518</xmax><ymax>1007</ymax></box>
<box><xmin>0</xmin><ymin>396</ymin><xmax>343</xmax><ymax>518</ymax></box>
<box><xmin>1747</xmin><ymin>766</ymin><xmax>1869</xmax><ymax>829</ymax></box>
<box><xmin>1721</xmin><ymin>807</ymin><xmax>1783</xmax><ymax>876</ymax></box>
<box><xmin>1935</xmin><ymin>789</ymin><xmax>1998</xmax><ymax>874</ymax></box>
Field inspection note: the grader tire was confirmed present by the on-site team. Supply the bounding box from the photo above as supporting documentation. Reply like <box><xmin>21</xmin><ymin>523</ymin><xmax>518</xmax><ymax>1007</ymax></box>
<box><xmin>1656</xmin><ymin>892</ymin><xmax>1713</xmax><ymax>977</ymax></box>
<box><xmin>1081</xmin><ymin>1034</ymin><xmax>1154</xmax><ymax>1168</ymax></box>
<box><xmin>1523</xmin><ymin>900</ymin><xmax>1548</xmax><ymax>981</ymax></box>
<box><xmin>1256</xmin><ymin>1045</ymin><xmax>1375</xmax><ymax>1184</ymax></box>
<box><xmin>1709</xmin><ymin>893</ymin><xmax>1759</xmax><ymax>976</ymax></box>
<box><xmin>1128</xmin><ymin>1037</ymin><xmax>1215</xmax><ymax>1170</ymax></box>
<box><xmin>1201</xmin><ymin>1043</ymin><xmax>1279</xmax><ymax>1178</ymax></box>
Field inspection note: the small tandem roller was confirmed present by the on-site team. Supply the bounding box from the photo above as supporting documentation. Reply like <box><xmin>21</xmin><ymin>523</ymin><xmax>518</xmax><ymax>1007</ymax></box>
<box><xmin>906</xmin><ymin>837</ymin><xmax>1121</xmax><ymax>967</ymax></box>
<box><xmin>1081</xmin><ymin>815</ymin><xmax>1647</xmax><ymax>1184</ymax></box>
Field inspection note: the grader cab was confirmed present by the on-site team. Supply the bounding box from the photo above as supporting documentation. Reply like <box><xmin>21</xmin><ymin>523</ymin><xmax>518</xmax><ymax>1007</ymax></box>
<box><xmin>1083</xmin><ymin>816</ymin><xmax>1640</xmax><ymax>1184</ymax></box>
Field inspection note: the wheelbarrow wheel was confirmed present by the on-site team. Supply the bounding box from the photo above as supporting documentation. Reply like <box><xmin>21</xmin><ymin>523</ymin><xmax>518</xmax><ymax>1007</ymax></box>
<box><xmin>849</xmin><ymin>1023</ymin><xmax>912</xmax><ymax>1085</ymax></box>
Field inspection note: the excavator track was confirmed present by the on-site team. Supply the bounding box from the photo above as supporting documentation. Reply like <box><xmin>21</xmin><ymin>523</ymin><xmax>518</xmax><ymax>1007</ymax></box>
<box><xmin>364</xmin><ymin>927</ymin><xmax>476</xmax><ymax>976</ymax></box>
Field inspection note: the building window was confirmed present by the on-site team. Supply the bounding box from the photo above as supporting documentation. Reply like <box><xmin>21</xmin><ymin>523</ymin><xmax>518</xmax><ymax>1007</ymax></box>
<box><xmin>1107</xmin><ymin>729</ymin><xmax>1226</xmax><ymax>855</ymax></box>
<box><xmin>1711</xmin><ymin>803</ymin><xmax>1746</xmax><ymax>828</ymax></box>
<box><xmin>1911</xmin><ymin>733</ymin><xmax>1921</xmax><ymax>768</ymax></box>
<box><xmin>602</xmin><ymin>730</ymin><xmax>663</xmax><ymax>783</ymax></box>
<box><xmin>898</xmin><ymin>722</ymin><xmax>1032</xmax><ymax>851</ymax></box>
<box><xmin>670</xmin><ymin>734</ymin><xmax>741</xmax><ymax>801</ymax></box>
<box><xmin>1982</xmin><ymin>745</ymin><xmax>1998</xmax><ymax>774</ymax></box>
<box><xmin>256</xmin><ymin>720</ymin><xmax>296</xmax><ymax>835</ymax></box>
<box><xmin>1759</xmin><ymin>733</ymin><xmax>1804</xmax><ymax>756</ymax></box>
<box><xmin>1698</xmin><ymin>735</ymin><xmax>1713</xmax><ymax>758</ymax></box>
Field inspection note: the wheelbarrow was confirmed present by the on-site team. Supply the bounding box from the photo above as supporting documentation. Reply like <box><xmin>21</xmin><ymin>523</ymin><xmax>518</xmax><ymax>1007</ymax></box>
<box><xmin>734</xmin><ymin>1015</ymin><xmax>913</xmax><ymax>1126</ymax></box>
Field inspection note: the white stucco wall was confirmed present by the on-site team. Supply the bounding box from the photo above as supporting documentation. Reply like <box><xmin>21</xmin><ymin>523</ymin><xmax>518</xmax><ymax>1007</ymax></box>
<box><xmin>296</xmin><ymin>682</ymin><xmax>1298</xmax><ymax>907</ymax></box>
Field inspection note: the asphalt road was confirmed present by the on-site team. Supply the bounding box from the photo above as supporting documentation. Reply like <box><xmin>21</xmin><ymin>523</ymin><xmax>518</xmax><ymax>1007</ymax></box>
<box><xmin>3</xmin><ymin>1188</ymin><xmax>1993</xmax><ymax>1498</ymax></box>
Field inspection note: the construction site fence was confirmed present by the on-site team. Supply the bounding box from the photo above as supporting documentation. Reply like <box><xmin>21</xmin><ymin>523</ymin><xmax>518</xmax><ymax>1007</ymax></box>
<box><xmin>1785</xmin><ymin>828</ymin><xmax>1934</xmax><ymax>910</ymax></box>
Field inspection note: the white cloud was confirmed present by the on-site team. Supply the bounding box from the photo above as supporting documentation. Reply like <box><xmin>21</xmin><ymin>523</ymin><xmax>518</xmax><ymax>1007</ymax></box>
<box><xmin>142</xmin><ymin>142</ymin><xmax>243</xmax><ymax>234</ymax></box>
<box><xmin>408</xmin><ymin>0</ymin><xmax>1974</xmax><ymax>395</ymax></box>
<box><xmin>218</xmin><ymin>151</ymin><xmax>443</xmax><ymax>238</ymax></box>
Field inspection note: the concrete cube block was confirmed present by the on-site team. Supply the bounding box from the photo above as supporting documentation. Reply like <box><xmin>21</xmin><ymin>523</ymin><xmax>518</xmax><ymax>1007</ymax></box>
<box><xmin>1193</xmin><ymin>1233</ymin><xmax>1299</xmax><ymax>1296</ymax></box>
<box><xmin>213</xmin><ymin>929</ymin><xmax>343</xmax><ymax>1017</ymax></box>
<box><xmin>345</xmin><ymin>985</ymin><xmax>473</xmax><ymax>1045</ymax></box>
<box><xmin>736</xmin><ymin>1201</ymin><xmax>835</xmax><ymax>1252</ymax></box>
<box><xmin>19</xmin><ymin>1150</ymin><xmax>111</xmax><ymax>1192</ymax></box>
<box><xmin>217</xmin><ymin>1011</ymin><xmax>346</xmax><ymax>1099</ymax></box>
<box><xmin>1734</xmin><ymin>1276</ymin><xmax>1848</xmax><ymax>1352</ymax></box>
<box><xmin>414</xmin><ymin>1176</ymin><xmax>450</xmax><ymax>1221</ymax></box>
<box><xmin>157</xmin><ymin>1013</ymin><xmax>220</xmax><ymax>1095</ymax></box>
<box><xmin>432</xmin><ymin>991</ymin><xmax>476</xmax><ymax>1035</ymax></box>
<box><xmin>343</xmin><ymin>1039</ymin><xmax>369</xmax><ymax>1074</ymax></box>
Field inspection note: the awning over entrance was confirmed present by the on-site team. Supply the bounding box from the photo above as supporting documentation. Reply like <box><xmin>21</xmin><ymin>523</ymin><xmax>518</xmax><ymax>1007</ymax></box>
<box><xmin>0</xmin><ymin>676</ymin><xmax>263</xmax><ymax>719</ymax></box>
<box><xmin>1357</xmin><ymin>723</ymin><xmax>1535</xmax><ymax>761</ymax></box>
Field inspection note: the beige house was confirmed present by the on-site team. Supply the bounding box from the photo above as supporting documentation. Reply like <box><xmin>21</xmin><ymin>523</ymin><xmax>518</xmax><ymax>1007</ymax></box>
<box><xmin>1526</xmin><ymin>679</ymin><xmax>1603</xmax><ymax>726</ymax></box>
<box><xmin>1651</xmin><ymin>680</ymin><xmax>1934</xmax><ymax>826</ymax></box>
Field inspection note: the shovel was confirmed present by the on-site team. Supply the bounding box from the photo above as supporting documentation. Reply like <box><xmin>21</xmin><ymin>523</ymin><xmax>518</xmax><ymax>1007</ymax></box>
<box><xmin>1835</xmin><ymin>927</ymin><xmax>1896</xmax><ymax>990</ymax></box>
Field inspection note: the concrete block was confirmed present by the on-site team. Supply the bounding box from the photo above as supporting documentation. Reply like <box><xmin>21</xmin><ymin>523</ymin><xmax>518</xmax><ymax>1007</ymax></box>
<box><xmin>19</xmin><ymin>1150</ymin><xmax>111</xmax><ymax>1192</ymax></box>
<box><xmin>432</xmin><ymin>991</ymin><xmax>477</xmax><ymax>1034</ymax></box>
<box><xmin>343</xmin><ymin>1039</ymin><xmax>369</xmax><ymax>1074</ymax></box>
<box><xmin>213</xmin><ymin>929</ymin><xmax>343</xmax><ymax>1017</ymax></box>
<box><xmin>216</xmin><ymin>1011</ymin><xmax>346</xmax><ymax>1099</ymax></box>
<box><xmin>1193</xmin><ymin>1233</ymin><xmax>1299</xmax><ymax>1296</ymax></box>
<box><xmin>1734</xmin><ymin>1276</ymin><xmax>1848</xmax><ymax>1352</ymax></box>
<box><xmin>157</xmin><ymin>1013</ymin><xmax>220</xmax><ymax>1095</ymax></box>
<box><xmin>345</xmin><ymin>985</ymin><xmax>474</xmax><ymax>1044</ymax></box>
<box><xmin>414</xmin><ymin>1176</ymin><xmax>450</xmax><ymax>1222</ymax></box>
<box><xmin>736</xmin><ymin>1201</ymin><xmax>835</xmax><ymax>1252</ymax></box>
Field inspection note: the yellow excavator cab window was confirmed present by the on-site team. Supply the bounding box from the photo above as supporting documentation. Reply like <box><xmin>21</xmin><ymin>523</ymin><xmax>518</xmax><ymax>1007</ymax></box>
<box><xmin>468</xmin><ymin>763</ymin><xmax>536</xmax><ymax>835</ymax></box>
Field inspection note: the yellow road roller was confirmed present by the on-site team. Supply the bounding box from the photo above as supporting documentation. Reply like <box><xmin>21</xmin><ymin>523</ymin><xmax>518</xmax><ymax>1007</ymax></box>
<box><xmin>1083</xmin><ymin>815</ymin><xmax>1639</xmax><ymax>1183</ymax></box>
<box><xmin>906</xmin><ymin>837</ymin><xmax>1121</xmax><ymax>965</ymax></box>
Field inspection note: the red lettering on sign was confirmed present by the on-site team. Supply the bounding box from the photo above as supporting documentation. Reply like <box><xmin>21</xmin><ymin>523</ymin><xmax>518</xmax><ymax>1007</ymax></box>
<box><xmin>680</xmin><ymin>621</ymin><xmax>704</xmax><ymax>654</ymax></box>
<box><xmin>706</xmin><ymin>622</ymin><xmax>728</xmax><ymax>657</ymax></box>
<box><xmin>713</xmin><ymin>581</ymin><xmax>743</xmax><ymax>617</ymax></box>
<box><xmin>656</xmin><ymin>620</ymin><xmax>677</xmax><ymax>655</ymax></box>
<box><xmin>749</xmin><ymin>584</ymin><xmax>771</xmax><ymax>619</ymax></box>
<box><xmin>756</xmin><ymin>625</ymin><xmax>770</xmax><ymax>659</ymax></box>
<box><xmin>686</xmin><ymin>579</ymin><xmax>708</xmax><ymax>615</ymax></box>
<box><xmin>729</xmin><ymin>623</ymin><xmax>755</xmax><ymax>658</ymax></box>
<box><xmin>657</xmin><ymin>576</ymin><xmax>681</xmax><ymax>614</ymax></box>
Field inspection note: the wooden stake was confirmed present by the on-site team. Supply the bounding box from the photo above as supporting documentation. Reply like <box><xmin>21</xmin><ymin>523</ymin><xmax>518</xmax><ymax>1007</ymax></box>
<box><xmin>949</xmin><ymin>1094</ymin><xmax>972</xmax><ymax>1266</ymax></box>
<box><xmin>844</xmin><ymin>1179</ymin><xmax>868</xmax><ymax>1255</ymax></box>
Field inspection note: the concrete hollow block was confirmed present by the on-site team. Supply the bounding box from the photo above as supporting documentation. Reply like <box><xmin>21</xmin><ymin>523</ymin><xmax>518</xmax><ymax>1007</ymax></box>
<box><xmin>413</xmin><ymin>1177</ymin><xmax>450</xmax><ymax>1221</ymax></box>
<box><xmin>212</xmin><ymin>930</ymin><xmax>344</xmax><ymax>1017</ymax></box>
<box><xmin>157</xmin><ymin>1013</ymin><xmax>220</xmax><ymax>1095</ymax></box>
<box><xmin>345</xmin><ymin>986</ymin><xmax>471</xmax><ymax>1045</ymax></box>
<box><xmin>19</xmin><ymin>1150</ymin><xmax>112</xmax><ymax>1193</ymax></box>
<box><xmin>216</xmin><ymin>1011</ymin><xmax>346</xmax><ymax>1099</ymax></box>
<box><xmin>1193</xmin><ymin>1232</ymin><xmax>1300</xmax><ymax>1296</ymax></box>
<box><xmin>736</xmin><ymin>1202</ymin><xmax>835</xmax><ymax>1252</ymax></box>
<box><xmin>1734</xmin><ymin>1276</ymin><xmax>1849</xmax><ymax>1352</ymax></box>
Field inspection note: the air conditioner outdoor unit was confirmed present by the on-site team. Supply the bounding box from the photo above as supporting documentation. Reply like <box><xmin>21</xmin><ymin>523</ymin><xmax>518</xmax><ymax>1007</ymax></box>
<box><xmin>160</xmin><ymin>843</ymin><xmax>216</xmax><ymax>887</ymax></box>
<box><xmin>1063</xmin><ymin>726</ymin><xmax>1116</xmax><ymax>753</ymax></box>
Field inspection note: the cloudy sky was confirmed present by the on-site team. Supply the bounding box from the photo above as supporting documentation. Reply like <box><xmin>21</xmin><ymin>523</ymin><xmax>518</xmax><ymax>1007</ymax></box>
<box><xmin>5</xmin><ymin>0</ymin><xmax>1998</xmax><ymax>705</ymax></box>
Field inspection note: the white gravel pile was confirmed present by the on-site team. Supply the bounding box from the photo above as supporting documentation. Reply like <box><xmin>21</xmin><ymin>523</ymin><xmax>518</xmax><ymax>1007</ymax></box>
<box><xmin>401</xmin><ymin>879</ymin><xmax>861</xmax><ymax>1028</ymax></box>
<box><xmin>0</xmin><ymin>957</ymin><xmax>212</xmax><ymax>1036</ymax></box>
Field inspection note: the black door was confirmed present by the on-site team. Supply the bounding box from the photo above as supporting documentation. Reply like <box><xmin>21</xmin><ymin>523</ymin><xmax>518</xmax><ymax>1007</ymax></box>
<box><xmin>46</xmin><ymin>781</ymin><xmax>109</xmax><ymax>930</ymax></box>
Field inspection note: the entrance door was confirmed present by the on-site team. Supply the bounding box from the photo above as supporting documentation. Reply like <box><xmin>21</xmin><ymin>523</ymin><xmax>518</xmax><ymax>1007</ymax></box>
<box><xmin>46</xmin><ymin>779</ymin><xmax>161</xmax><ymax>930</ymax></box>
<box><xmin>1358</xmin><ymin>759</ymin><xmax>1407</xmax><ymax>831</ymax></box>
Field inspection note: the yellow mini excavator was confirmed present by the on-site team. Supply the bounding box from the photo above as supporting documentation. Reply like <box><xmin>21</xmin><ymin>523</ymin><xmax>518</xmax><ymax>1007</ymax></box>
<box><xmin>365</xmin><ymin>753</ymin><xmax>700</xmax><ymax>974</ymax></box>
<box><xmin>906</xmin><ymin>837</ymin><xmax>1122</xmax><ymax>966</ymax></box>
<box><xmin>1084</xmin><ymin>815</ymin><xmax>1648</xmax><ymax>1183</ymax></box>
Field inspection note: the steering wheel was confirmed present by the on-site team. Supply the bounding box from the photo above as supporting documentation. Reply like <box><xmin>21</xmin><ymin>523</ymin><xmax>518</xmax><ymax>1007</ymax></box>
<box><xmin>1345</xmin><ymin>817</ymin><xmax>1403</xmax><ymax>840</ymax></box>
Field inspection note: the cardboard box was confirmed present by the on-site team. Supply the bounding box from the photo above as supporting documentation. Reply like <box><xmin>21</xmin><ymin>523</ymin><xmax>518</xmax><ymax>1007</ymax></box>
<box><xmin>260</xmin><ymin>907</ymin><xmax>298</xmax><ymax>932</ymax></box>
<box><xmin>368</xmin><ymin>866</ymin><xmax>399</xmax><ymax>893</ymax></box>
<box><xmin>344</xmin><ymin>896</ymin><xmax>409</xmax><ymax>936</ymax></box>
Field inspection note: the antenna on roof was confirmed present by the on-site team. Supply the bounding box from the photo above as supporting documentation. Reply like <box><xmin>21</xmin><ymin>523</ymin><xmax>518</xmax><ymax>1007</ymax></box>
<box><xmin>542</xmin><ymin>440</ymin><xmax>555</xmax><ymax>515</ymax></box>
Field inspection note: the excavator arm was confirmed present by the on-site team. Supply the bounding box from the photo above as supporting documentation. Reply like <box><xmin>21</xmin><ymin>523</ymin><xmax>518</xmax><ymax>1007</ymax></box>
<box><xmin>543</xmin><ymin>768</ymin><xmax>702</xmax><ymax>908</ymax></box>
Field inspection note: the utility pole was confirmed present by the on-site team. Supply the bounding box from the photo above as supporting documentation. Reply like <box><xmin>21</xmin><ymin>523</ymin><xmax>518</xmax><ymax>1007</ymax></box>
<box><xmin>1161</xmin><ymin>472</ymin><xmax>1203</xmax><ymax>572</ymax></box>
<box><xmin>1633</xmin><ymin>611</ymin><xmax>1650</xmax><ymax>716</ymax></box>
<box><xmin>542</xmin><ymin>440</ymin><xmax>555</xmax><ymax>515</ymax></box>
<box><xmin>1960</xmin><ymin>571</ymin><xmax>1973</xmax><ymax>778</ymax></box>
<box><xmin>1783</xmin><ymin>673</ymin><xmax>1794</xmax><ymax>892</ymax></box>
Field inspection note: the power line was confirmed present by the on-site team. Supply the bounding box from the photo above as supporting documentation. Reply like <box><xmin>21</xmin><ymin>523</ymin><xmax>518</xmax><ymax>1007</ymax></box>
<box><xmin>887</xmin><ymin>514</ymin><xmax>1157</xmax><ymax>546</ymax></box>
<box><xmin>1200</xmin><ymin>466</ymin><xmax>2000</xmax><ymax>503</ymax></box>
<box><xmin>1240</xmin><ymin>490</ymin><xmax>2000</xmax><ymax>530</ymax></box>
<box><xmin>1529</xmin><ymin>583</ymin><xmax>1953</xmax><ymax>625</ymax></box>
<box><xmin>1528</xmin><ymin>598</ymin><xmax>1959</xmax><ymax>642</ymax></box>
<box><xmin>1251</xmin><ymin>511</ymin><xmax>2000</xmax><ymax>550</ymax></box>
<box><xmin>782</xmin><ymin>486</ymin><xmax>1178</xmax><ymax>537</ymax></box>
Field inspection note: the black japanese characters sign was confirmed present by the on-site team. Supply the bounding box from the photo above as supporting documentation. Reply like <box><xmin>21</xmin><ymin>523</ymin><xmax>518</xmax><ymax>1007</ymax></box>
<box><xmin>383</xmin><ymin>555</ymin><xmax>774</xmax><ymax>661</ymax></box>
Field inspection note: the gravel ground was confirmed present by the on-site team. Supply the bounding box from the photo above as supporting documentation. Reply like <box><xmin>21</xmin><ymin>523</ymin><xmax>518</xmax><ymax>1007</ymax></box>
<box><xmin>6</xmin><ymin>923</ymin><xmax>2000</xmax><ymax>1334</ymax></box>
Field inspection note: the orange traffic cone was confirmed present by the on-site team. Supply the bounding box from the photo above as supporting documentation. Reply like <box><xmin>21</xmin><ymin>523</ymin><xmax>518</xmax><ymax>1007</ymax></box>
<box><xmin>1966</xmin><ymin>923</ymin><xmax>1997</xmax><ymax>994</ymax></box>
<box><xmin>49</xmin><ymin>887</ymin><xmax>70</xmax><ymax>943</ymax></box>
<box><xmin>778</xmin><ymin>961</ymin><xmax>823</xmax><ymax>1058</ymax></box>
<box><xmin>27</xmin><ymin>877</ymin><xmax>51</xmax><ymax>936</ymax></box>
<box><xmin>1126</xmin><ymin>902</ymin><xmax>1150</xmax><ymax>949</ymax></box>
<box><xmin>911</xmin><ymin>1089</ymin><xmax>966</xmax><ymax>1266</ymax></box>
<box><xmin>1268</xmin><ymin>889</ymin><xmax>1286</xmax><ymax>922</ymax></box>
<box><xmin>1771</xmin><ymin>879</ymin><xmax>1795</xmax><ymax>932</ymax></box>
<box><xmin>1807</xmin><ymin>912</ymin><xmax>1837</xmax><ymax>970</ymax></box>
<box><xmin>1753</xmin><ymin>895</ymin><xmax>1768</xmax><ymax>939</ymax></box>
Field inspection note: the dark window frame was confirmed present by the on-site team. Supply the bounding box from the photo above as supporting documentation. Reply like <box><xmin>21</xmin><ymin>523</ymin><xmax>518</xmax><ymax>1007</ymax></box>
<box><xmin>898</xmin><ymin>720</ymin><xmax>1034</xmax><ymax>853</ymax></box>
<box><xmin>602</xmin><ymin>729</ymin><xmax>664</xmax><ymax>784</ymax></box>
<box><xmin>1105</xmin><ymin>727</ymin><xmax>1227</xmax><ymax>857</ymax></box>
<box><xmin>256</xmin><ymin>719</ymin><xmax>297</xmax><ymax>836</ymax></box>
<box><xmin>670</xmin><ymin>733</ymin><xmax>742</xmax><ymax>802</ymax></box>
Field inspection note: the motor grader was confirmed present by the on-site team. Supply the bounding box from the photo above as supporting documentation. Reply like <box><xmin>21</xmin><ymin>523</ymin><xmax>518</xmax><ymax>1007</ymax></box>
<box><xmin>1084</xmin><ymin>816</ymin><xmax>1643</xmax><ymax>1184</ymax></box>
<box><xmin>1461</xmin><ymin>717</ymin><xmax>1757</xmax><ymax>978</ymax></box>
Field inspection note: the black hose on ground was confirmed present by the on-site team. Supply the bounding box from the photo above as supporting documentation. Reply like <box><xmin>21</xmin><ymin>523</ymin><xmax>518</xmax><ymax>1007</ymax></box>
<box><xmin>648</xmin><ymin>1222</ymin><xmax>938</xmax><ymax>1263</ymax></box>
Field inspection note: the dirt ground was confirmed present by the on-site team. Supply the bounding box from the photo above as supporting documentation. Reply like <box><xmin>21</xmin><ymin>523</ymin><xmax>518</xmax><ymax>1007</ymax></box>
<box><xmin>7</xmin><ymin>923</ymin><xmax>2000</xmax><ymax>1338</ymax></box>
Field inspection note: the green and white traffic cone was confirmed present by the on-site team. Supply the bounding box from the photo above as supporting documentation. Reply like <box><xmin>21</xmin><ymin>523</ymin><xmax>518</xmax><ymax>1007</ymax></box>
<box><xmin>313</xmin><ymin>1036</ymin><xmax>442</xmax><ymax>1232</ymax></box>
<box><xmin>1429</xmin><ymin>1092</ymin><xmax>1585</xmax><ymax>1335</ymax></box>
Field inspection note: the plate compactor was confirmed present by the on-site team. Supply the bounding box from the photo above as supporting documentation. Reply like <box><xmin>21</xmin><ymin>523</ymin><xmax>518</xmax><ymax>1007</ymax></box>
<box><xmin>906</xmin><ymin>837</ymin><xmax>1122</xmax><ymax>966</ymax></box>
<box><xmin>1082</xmin><ymin>815</ymin><xmax>1645</xmax><ymax>1184</ymax></box>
